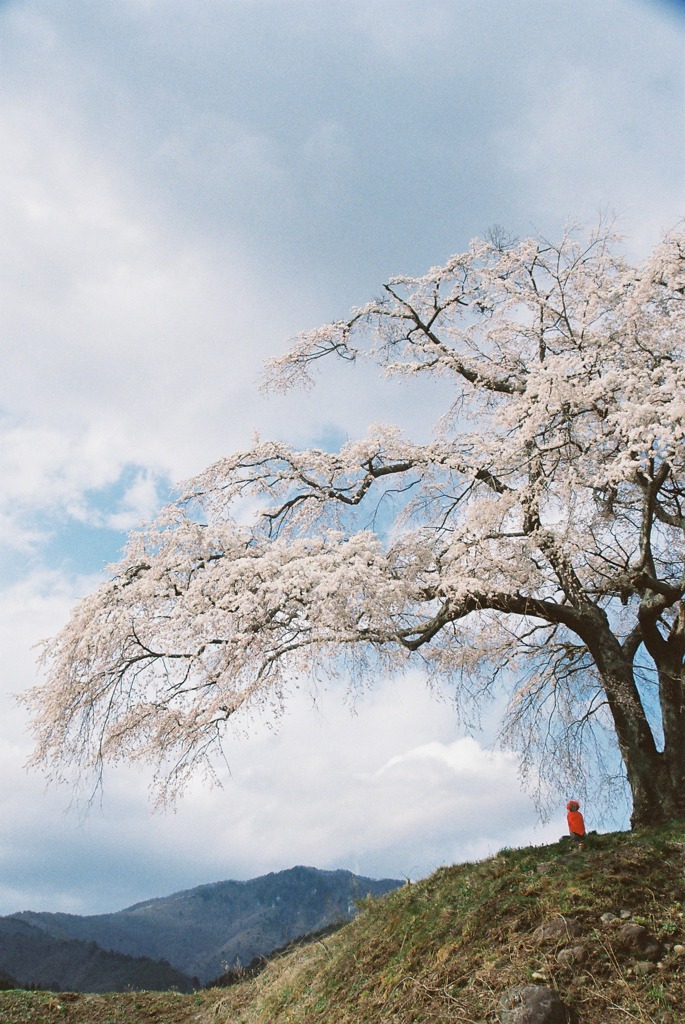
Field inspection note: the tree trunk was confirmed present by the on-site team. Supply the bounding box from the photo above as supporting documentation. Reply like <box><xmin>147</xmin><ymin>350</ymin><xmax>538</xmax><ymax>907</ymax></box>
<box><xmin>580</xmin><ymin>608</ymin><xmax>681</xmax><ymax>828</ymax></box>
<box><xmin>637</xmin><ymin>601</ymin><xmax>685</xmax><ymax>823</ymax></box>
<box><xmin>601</xmin><ymin>664</ymin><xmax>685</xmax><ymax>827</ymax></box>
<box><xmin>655</xmin><ymin>660</ymin><xmax>685</xmax><ymax>822</ymax></box>
<box><xmin>601</xmin><ymin>674</ymin><xmax>671</xmax><ymax>828</ymax></box>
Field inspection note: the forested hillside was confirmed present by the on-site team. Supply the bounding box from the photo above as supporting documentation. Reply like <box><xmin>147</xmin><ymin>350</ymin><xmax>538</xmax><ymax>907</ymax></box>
<box><xmin>3</xmin><ymin>867</ymin><xmax>400</xmax><ymax>989</ymax></box>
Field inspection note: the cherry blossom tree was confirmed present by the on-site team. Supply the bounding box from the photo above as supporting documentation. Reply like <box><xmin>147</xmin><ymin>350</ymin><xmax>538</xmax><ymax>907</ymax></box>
<box><xmin>27</xmin><ymin>223</ymin><xmax>685</xmax><ymax>826</ymax></box>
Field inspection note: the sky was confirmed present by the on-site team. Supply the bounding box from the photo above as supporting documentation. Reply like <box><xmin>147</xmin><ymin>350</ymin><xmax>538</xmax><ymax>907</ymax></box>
<box><xmin>0</xmin><ymin>0</ymin><xmax>683</xmax><ymax>917</ymax></box>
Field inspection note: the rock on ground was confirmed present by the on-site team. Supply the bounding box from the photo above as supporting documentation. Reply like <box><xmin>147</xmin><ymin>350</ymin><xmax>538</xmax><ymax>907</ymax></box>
<box><xmin>499</xmin><ymin>984</ymin><xmax>570</xmax><ymax>1024</ymax></box>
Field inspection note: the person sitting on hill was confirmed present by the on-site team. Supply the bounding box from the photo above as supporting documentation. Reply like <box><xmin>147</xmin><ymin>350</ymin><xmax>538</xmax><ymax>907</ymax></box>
<box><xmin>566</xmin><ymin>800</ymin><xmax>586</xmax><ymax>849</ymax></box>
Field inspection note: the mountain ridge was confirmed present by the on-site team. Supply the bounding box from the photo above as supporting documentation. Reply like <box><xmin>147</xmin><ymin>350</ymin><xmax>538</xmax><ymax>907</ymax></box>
<box><xmin>4</xmin><ymin>865</ymin><xmax>402</xmax><ymax>988</ymax></box>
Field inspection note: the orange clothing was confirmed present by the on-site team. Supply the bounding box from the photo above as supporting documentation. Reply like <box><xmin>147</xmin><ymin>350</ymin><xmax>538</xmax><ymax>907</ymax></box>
<box><xmin>567</xmin><ymin>809</ymin><xmax>585</xmax><ymax>837</ymax></box>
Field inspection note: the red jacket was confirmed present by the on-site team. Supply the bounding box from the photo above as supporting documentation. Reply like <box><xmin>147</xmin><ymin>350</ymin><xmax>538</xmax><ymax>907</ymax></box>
<box><xmin>567</xmin><ymin>809</ymin><xmax>585</xmax><ymax>836</ymax></box>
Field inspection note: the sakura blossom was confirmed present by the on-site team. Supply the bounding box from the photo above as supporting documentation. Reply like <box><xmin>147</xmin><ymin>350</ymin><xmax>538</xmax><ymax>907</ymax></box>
<box><xmin>27</xmin><ymin>224</ymin><xmax>685</xmax><ymax>826</ymax></box>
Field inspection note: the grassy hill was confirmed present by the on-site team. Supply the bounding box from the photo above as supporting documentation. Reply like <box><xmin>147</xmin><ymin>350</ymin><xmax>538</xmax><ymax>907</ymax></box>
<box><xmin>1</xmin><ymin>822</ymin><xmax>683</xmax><ymax>1023</ymax></box>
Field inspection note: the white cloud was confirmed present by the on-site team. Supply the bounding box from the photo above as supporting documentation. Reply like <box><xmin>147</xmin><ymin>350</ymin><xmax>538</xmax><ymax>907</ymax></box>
<box><xmin>495</xmin><ymin>6</ymin><xmax>684</xmax><ymax>251</ymax></box>
<box><xmin>104</xmin><ymin>471</ymin><xmax>165</xmax><ymax>531</ymax></box>
<box><xmin>0</xmin><ymin>426</ymin><xmax>121</xmax><ymax>510</ymax></box>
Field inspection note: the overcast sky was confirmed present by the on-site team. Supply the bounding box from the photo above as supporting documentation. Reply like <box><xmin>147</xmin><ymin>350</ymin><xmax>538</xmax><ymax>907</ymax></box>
<box><xmin>0</xmin><ymin>0</ymin><xmax>683</xmax><ymax>916</ymax></box>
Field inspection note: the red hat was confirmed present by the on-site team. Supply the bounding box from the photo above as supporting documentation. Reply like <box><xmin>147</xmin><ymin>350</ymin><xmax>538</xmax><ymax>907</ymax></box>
<box><xmin>567</xmin><ymin>800</ymin><xmax>579</xmax><ymax>811</ymax></box>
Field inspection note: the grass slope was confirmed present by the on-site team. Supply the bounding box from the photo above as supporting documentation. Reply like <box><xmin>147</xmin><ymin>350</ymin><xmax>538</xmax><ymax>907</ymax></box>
<box><xmin>1</xmin><ymin>823</ymin><xmax>683</xmax><ymax>1024</ymax></box>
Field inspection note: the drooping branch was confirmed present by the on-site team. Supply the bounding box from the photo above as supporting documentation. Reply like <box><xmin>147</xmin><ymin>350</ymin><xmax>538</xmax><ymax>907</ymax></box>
<box><xmin>179</xmin><ymin>431</ymin><xmax>517</xmax><ymax>543</ymax></box>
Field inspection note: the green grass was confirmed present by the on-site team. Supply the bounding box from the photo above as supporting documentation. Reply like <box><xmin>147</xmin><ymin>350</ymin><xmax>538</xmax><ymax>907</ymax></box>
<box><xmin>1</xmin><ymin>823</ymin><xmax>684</xmax><ymax>1024</ymax></box>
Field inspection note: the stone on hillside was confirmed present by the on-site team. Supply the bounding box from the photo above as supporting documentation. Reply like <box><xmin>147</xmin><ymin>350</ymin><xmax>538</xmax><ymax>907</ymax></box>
<box><xmin>499</xmin><ymin>985</ymin><xmax>569</xmax><ymax>1024</ymax></box>
<box><xmin>532</xmin><ymin>917</ymin><xmax>582</xmax><ymax>946</ymax></box>
<box><xmin>600</xmin><ymin>912</ymin><xmax>619</xmax><ymax>926</ymax></box>
<box><xmin>556</xmin><ymin>945</ymin><xmax>586</xmax><ymax>967</ymax></box>
<box><xmin>613</xmin><ymin>922</ymin><xmax>663</xmax><ymax>962</ymax></box>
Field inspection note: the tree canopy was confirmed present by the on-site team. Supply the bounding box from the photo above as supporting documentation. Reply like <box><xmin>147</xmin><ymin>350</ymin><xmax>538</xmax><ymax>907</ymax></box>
<box><xmin>27</xmin><ymin>223</ymin><xmax>685</xmax><ymax>825</ymax></box>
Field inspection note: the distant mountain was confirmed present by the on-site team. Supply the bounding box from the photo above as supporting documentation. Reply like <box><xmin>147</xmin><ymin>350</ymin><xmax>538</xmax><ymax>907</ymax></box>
<box><xmin>0</xmin><ymin>915</ymin><xmax>195</xmax><ymax>993</ymax></box>
<box><xmin>8</xmin><ymin>866</ymin><xmax>402</xmax><ymax>986</ymax></box>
